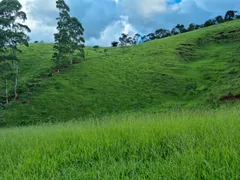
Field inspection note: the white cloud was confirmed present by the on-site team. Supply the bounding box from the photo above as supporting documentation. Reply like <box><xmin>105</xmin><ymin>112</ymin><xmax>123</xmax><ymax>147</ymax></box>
<box><xmin>18</xmin><ymin>0</ymin><xmax>57</xmax><ymax>41</ymax></box>
<box><xmin>120</xmin><ymin>0</ymin><xmax>171</xmax><ymax>18</ymax></box>
<box><xmin>87</xmin><ymin>16</ymin><xmax>136</xmax><ymax>46</ymax></box>
<box><xmin>194</xmin><ymin>0</ymin><xmax>240</xmax><ymax>12</ymax></box>
<box><xmin>16</xmin><ymin>0</ymin><xmax>240</xmax><ymax>46</ymax></box>
<box><xmin>136</xmin><ymin>0</ymin><xmax>168</xmax><ymax>17</ymax></box>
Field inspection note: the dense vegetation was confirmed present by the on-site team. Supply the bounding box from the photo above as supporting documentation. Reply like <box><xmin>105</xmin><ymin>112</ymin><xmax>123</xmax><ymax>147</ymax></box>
<box><xmin>1</xmin><ymin>104</ymin><xmax>240</xmax><ymax>179</ymax></box>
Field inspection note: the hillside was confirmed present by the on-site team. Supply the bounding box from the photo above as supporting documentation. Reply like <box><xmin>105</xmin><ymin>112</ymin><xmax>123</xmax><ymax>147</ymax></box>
<box><xmin>1</xmin><ymin>20</ymin><xmax>240</xmax><ymax>126</ymax></box>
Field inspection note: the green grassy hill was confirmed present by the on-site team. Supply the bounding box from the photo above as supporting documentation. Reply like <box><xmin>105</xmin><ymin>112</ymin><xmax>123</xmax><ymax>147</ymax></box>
<box><xmin>1</xmin><ymin>20</ymin><xmax>240</xmax><ymax>126</ymax></box>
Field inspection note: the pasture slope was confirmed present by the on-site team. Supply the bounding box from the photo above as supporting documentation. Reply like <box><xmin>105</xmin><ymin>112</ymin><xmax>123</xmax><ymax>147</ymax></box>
<box><xmin>0</xmin><ymin>19</ymin><xmax>240</xmax><ymax>126</ymax></box>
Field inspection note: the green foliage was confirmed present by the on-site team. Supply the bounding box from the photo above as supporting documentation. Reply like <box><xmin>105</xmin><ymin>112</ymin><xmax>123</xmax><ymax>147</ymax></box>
<box><xmin>187</xmin><ymin>23</ymin><xmax>200</xmax><ymax>31</ymax></box>
<box><xmin>171</xmin><ymin>27</ymin><xmax>179</xmax><ymax>35</ymax></box>
<box><xmin>0</xmin><ymin>104</ymin><xmax>240</xmax><ymax>179</ymax></box>
<box><xmin>68</xmin><ymin>17</ymin><xmax>85</xmax><ymax>63</ymax></box>
<box><xmin>175</xmin><ymin>24</ymin><xmax>187</xmax><ymax>33</ymax></box>
<box><xmin>225</xmin><ymin>10</ymin><xmax>238</xmax><ymax>21</ymax></box>
<box><xmin>147</xmin><ymin>33</ymin><xmax>156</xmax><ymax>40</ymax></box>
<box><xmin>119</xmin><ymin>33</ymin><xmax>132</xmax><ymax>46</ymax></box>
<box><xmin>215</xmin><ymin>15</ymin><xmax>224</xmax><ymax>24</ymax></box>
<box><xmin>93</xmin><ymin>45</ymin><xmax>99</xmax><ymax>49</ymax></box>
<box><xmin>111</xmin><ymin>41</ymin><xmax>119</xmax><ymax>47</ymax></box>
<box><xmin>155</xmin><ymin>28</ymin><xmax>171</xmax><ymax>39</ymax></box>
<box><xmin>125</xmin><ymin>10</ymin><xmax>238</xmax><ymax>44</ymax></box>
<box><xmin>204</xmin><ymin>19</ymin><xmax>216</xmax><ymax>27</ymax></box>
<box><xmin>52</xmin><ymin>0</ymin><xmax>85</xmax><ymax>69</ymax></box>
<box><xmin>0</xmin><ymin>0</ymin><xmax>30</xmax><ymax>102</ymax></box>
<box><xmin>52</xmin><ymin>0</ymin><xmax>71</xmax><ymax>69</ymax></box>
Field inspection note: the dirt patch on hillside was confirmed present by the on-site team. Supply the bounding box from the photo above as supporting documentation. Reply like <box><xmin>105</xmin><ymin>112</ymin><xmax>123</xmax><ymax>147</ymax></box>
<box><xmin>220</xmin><ymin>94</ymin><xmax>240</xmax><ymax>101</ymax></box>
<box><xmin>180</xmin><ymin>43</ymin><xmax>195</xmax><ymax>46</ymax></box>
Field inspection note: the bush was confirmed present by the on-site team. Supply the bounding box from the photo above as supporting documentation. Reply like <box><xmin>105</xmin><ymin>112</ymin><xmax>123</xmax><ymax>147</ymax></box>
<box><xmin>111</xmin><ymin>41</ymin><xmax>119</xmax><ymax>47</ymax></box>
<box><xmin>185</xmin><ymin>81</ymin><xmax>197</xmax><ymax>95</ymax></box>
<box><xmin>93</xmin><ymin>45</ymin><xmax>99</xmax><ymax>49</ymax></box>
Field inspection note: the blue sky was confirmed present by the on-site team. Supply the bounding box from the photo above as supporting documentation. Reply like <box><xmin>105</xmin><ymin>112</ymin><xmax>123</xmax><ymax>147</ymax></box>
<box><xmin>19</xmin><ymin>0</ymin><xmax>240</xmax><ymax>46</ymax></box>
<box><xmin>168</xmin><ymin>0</ymin><xmax>181</xmax><ymax>5</ymax></box>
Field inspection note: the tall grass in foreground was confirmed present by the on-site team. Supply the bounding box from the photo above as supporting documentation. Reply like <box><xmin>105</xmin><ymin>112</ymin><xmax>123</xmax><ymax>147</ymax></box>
<box><xmin>0</xmin><ymin>104</ymin><xmax>240</xmax><ymax>179</ymax></box>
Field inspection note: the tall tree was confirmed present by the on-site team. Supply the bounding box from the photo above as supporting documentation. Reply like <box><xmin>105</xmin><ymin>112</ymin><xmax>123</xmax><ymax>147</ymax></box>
<box><xmin>53</xmin><ymin>0</ymin><xmax>71</xmax><ymax>70</ymax></box>
<box><xmin>119</xmin><ymin>33</ymin><xmax>132</xmax><ymax>46</ymax></box>
<box><xmin>171</xmin><ymin>28</ymin><xmax>179</xmax><ymax>35</ymax></box>
<box><xmin>53</xmin><ymin>0</ymin><xmax>85</xmax><ymax>69</ymax></box>
<box><xmin>68</xmin><ymin>17</ymin><xmax>85</xmax><ymax>64</ymax></box>
<box><xmin>204</xmin><ymin>19</ymin><xmax>216</xmax><ymax>27</ymax></box>
<box><xmin>132</xmin><ymin>33</ymin><xmax>140</xmax><ymax>44</ymax></box>
<box><xmin>187</xmin><ymin>23</ymin><xmax>200</xmax><ymax>31</ymax></box>
<box><xmin>215</xmin><ymin>15</ymin><xmax>224</xmax><ymax>24</ymax></box>
<box><xmin>175</xmin><ymin>24</ymin><xmax>186</xmax><ymax>33</ymax></box>
<box><xmin>0</xmin><ymin>0</ymin><xmax>30</xmax><ymax>100</ymax></box>
<box><xmin>147</xmin><ymin>33</ymin><xmax>156</xmax><ymax>40</ymax></box>
<box><xmin>225</xmin><ymin>10</ymin><xmax>237</xmax><ymax>21</ymax></box>
<box><xmin>155</xmin><ymin>29</ymin><xmax>171</xmax><ymax>39</ymax></box>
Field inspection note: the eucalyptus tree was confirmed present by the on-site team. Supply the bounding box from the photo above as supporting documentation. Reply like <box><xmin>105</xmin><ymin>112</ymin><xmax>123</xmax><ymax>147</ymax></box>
<box><xmin>147</xmin><ymin>33</ymin><xmax>156</xmax><ymax>40</ymax></box>
<box><xmin>171</xmin><ymin>28</ymin><xmax>179</xmax><ymax>35</ymax></box>
<box><xmin>53</xmin><ymin>0</ymin><xmax>85</xmax><ymax>69</ymax></box>
<box><xmin>215</xmin><ymin>16</ymin><xmax>224</xmax><ymax>24</ymax></box>
<box><xmin>0</xmin><ymin>0</ymin><xmax>30</xmax><ymax>100</ymax></box>
<box><xmin>68</xmin><ymin>17</ymin><xmax>85</xmax><ymax>64</ymax></box>
<box><xmin>132</xmin><ymin>33</ymin><xmax>140</xmax><ymax>44</ymax></box>
<box><xmin>175</xmin><ymin>24</ymin><xmax>186</xmax><ymax>33</ymax></box>
<box><xmin>155</xmin><ymin>29</ymin><xmax>171</xmax><ymax>39</ymax></box>
<box><xmin>119</xmin><ymin>33</ymin><xmax>133</xmax><ymax>46</ymax></box>
<box><xmin>119</xmin><ymin>33</ymin><xmax>128</xmax><ymax>46</ymax></box>
<box><xmin>225</xmin><ymin>10</ymin><xmax>238</xmax><ymax>21</ymax></box>
<box><xmin>53</xmin><ymin>0</ymin><xmax>71</xmax><ymax>70</ymax></box>
<box><xmin>187</xmin><ymin>23</ymin><xmax>200</xmax><ymax>32</ymax></box>
<box><xmin>204</xmin><ymin>19</ymin><xmax>216</xmax><ymax>27</ymax></box>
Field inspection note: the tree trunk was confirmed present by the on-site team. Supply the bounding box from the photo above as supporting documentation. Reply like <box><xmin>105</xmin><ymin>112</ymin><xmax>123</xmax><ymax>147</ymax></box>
<box><xmin>70</xmin><ymin>55</ymin><xmax>73</xmax><ymax>65</ymax></box>
<box><xmin>5</xmin><ymin>79</ymin><xmax>8</xmax><ymax>105</ymax></box>
<box><xmin>12</xmin><ymin>47</ymin><xmax>18</xmax><ymax>100</ymax></box>
<box><xmin>14</xmin><ymin>61</ymin><xmax>18</xmax><ymax>100</ymax></box>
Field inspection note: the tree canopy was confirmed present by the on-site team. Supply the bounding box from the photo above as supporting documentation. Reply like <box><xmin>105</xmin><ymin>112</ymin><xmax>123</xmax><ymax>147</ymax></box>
<box><xmin>53</xmin><ymin>0</ymin><xmax>85</xmax><ymax>70</ymax></box>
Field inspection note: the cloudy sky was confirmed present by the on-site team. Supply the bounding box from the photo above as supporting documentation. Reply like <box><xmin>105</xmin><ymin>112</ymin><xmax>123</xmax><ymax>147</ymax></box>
<box><xmin>18</xmin><ymin>0</ymin><xmax>240</xmax><ymax>46</ymax></box>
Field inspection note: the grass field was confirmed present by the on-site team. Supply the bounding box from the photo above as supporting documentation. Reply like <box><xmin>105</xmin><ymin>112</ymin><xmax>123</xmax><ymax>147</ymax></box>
<box><xmin>0</xmin><ymin>20</ymin><xmax>239</xmax><ymax>126</ymax></box>
<box><xmin>0</xmin><ymin>103</ymin><xmax>240</xmax><ymax>179</ymax></box>
<box><xmin>0</xmin><ymin>19</ymin><xmax>240</xmax><ymax>179</ymax></box>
